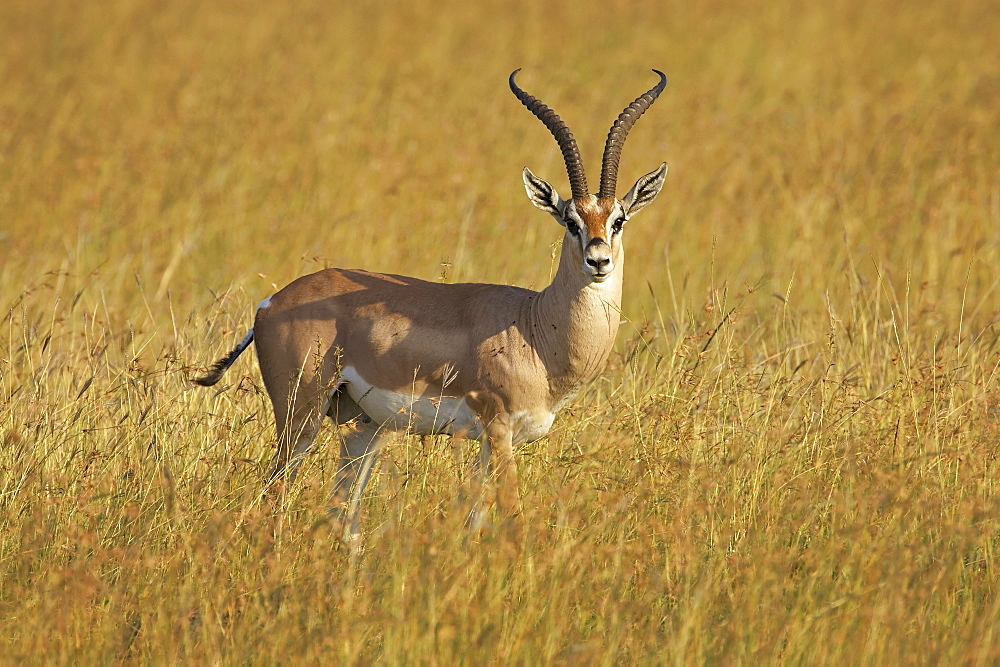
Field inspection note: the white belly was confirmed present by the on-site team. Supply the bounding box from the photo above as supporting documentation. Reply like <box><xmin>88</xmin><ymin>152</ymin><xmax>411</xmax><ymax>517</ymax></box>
<box><xmin>340</xmin><ymin>366</ymin><xmax>484</xmax><ymax>439</ymax></box>
<box><xmin>339</xmin><ymin>367</ymin><xmax>559</xmax><ymax>444</ymax></box>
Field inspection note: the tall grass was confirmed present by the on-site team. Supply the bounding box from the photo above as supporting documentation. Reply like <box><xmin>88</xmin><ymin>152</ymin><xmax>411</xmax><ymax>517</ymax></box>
<box><xmin>1</xmin><ymin>0</ymin><xmax>998</xmax><ymax>661</ymax></box>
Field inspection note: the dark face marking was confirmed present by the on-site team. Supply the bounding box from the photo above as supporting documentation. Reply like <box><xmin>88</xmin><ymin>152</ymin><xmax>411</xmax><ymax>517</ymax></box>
<box><xmin>611</xmin><ymin>215</ymin><xmax>626</xmax><ymax>235</ymax></box>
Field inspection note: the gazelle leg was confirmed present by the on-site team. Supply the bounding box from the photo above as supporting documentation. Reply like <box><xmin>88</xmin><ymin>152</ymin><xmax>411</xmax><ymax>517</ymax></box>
<box><xmin>486</xmin><ymin>423</ymin><xmax>523</xmax><ymax>522</ymax></box>
<box><xmin>268</xmin><ymin>390</ymin><xmax>331</xmax><ymax>487</ymax></box>
<box><xmin>261</xmin><ymin>346</ymin><xmax>340</xmax><ymax>489</ymax></box>
<box><xmin>488</xmin><ymin>423</ymin><xmax>525</xmax><ymax>549</ymax></box>
<box><xmin>465</xmin><ymin>434</ymin><xmax>493</xmax><ymax>531</ymax></box>
<box><xmin>467</xmin><ymin>419</ymin><xmax>523</xmax><ymax>537</ymax></box>
<box><xmin>329</xmin><ymin>417</ymin><xmax>385</xmax><ymax>540</ymax></box>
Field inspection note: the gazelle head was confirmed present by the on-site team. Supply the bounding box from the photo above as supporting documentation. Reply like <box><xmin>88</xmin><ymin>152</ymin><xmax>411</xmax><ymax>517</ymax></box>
<box><xmin>510</xmin><ymin>69</ymin><xmax>668</xmax><ymax>283</ymax></box>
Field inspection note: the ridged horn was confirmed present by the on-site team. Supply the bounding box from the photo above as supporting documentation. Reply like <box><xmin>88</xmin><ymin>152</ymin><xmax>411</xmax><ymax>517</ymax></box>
<box><xmin>509</xmin><ymin>69</ymin><xmax>589</xmax><ymax>201</ymax></box>
<box><xmin>599</xmin><ymin>69</ymin><xmax>667</xmax><ymax>200</ymax></box>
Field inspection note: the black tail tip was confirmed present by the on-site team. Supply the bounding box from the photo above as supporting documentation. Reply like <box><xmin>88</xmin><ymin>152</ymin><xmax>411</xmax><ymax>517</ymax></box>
<box><xmin>192</xmin><ymin>373</ymin><xmax>221</xmax><ymax>387</ymax></box>
<box><xmin>192</xmin><ymin>362</ymin><xmax>227</xmax><ymax>386</ymax></box>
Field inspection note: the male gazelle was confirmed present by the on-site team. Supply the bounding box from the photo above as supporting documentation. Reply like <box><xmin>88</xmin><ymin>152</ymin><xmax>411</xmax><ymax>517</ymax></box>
<box><xmin>196</xmin><ymin>70</ymin><xmax>668</xmax><ymax>537</ymax></box>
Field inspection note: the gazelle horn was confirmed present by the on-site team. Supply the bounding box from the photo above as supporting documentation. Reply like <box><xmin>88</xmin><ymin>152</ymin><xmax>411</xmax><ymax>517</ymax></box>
<box><xmin>509</xmin><ymin>69</ymin><xmax>590</xmax><ymax>201</ymax></box>
<box><xmin>599</xmin><ymin>70</ymin><xmax>667</xmax><ymax>200</ymax></box>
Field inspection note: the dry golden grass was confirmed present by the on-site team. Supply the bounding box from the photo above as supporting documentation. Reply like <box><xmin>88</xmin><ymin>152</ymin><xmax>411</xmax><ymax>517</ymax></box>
<box><xmin>1</xmin><ymin>0</ymin><xmax>999</xmax><ymax>662</ymax></box>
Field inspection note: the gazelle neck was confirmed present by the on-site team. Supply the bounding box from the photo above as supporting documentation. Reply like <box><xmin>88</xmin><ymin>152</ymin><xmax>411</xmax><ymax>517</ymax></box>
<box><xmin>530</xmin><ymin>234</ymin><xmax>624</xmax><ymax>400</ymax></box>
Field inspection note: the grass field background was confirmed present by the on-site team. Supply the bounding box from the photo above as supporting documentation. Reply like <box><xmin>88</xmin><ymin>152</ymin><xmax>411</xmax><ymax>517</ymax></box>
<box><xmin>2</xmin><ymin>0</ymin><xmax>999</xmax><ymax>662</ymax></box>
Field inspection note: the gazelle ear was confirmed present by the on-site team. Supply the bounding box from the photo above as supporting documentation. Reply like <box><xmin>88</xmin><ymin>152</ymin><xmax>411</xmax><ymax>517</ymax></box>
<box><xmin>522</xmin><ymin>167</ymin><xmax>565</xmax><ymax>219</ymax></box>
<box><xmin>622</xmin><ymin>163</ymin><xmax>667</xmax><ymax>216</ymax></box>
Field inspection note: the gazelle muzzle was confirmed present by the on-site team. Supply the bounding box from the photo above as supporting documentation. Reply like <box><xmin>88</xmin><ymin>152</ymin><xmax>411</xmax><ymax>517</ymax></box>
<box><xmin>583</xmin><ymin>237</ymin><xmax>613</xmax><ymax>280</ymax></box>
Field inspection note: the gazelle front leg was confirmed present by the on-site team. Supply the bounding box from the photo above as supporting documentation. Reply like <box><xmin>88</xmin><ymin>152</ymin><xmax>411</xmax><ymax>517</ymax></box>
<box><xmin>486</xmin><ymin>421</ymin><xmax>523</xmax><ymax>524</ymax></box>
<box><xmin>467</xmin><ymin>417</ymin><xmax>524</xmax><ymax>540</ymax></box>
<box><xmin>465</xmin><ymin>433</ymin><xmax>493</xmax><ymax>531</ymax></box>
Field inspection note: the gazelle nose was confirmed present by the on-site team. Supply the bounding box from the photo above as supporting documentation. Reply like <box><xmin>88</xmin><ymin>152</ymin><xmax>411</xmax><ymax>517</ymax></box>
<box><xmin>586</xmin><ymin>255</ymin><xmax>611</xmax><ymax>270</ymax></box>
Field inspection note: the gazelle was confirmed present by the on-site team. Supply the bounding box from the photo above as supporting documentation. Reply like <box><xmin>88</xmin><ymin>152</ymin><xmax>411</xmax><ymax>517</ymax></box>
<box><xmin>196</xmin><ymin>69</ymin><xmax>668</xmax><ymax>537</ymax></box>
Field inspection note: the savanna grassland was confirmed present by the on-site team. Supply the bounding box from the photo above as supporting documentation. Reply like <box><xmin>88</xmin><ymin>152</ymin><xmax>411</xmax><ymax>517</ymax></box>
<box><xmin>2</xmin><ymin>0</ymin><xmax>999</xmax><ymax>662</ymax></box>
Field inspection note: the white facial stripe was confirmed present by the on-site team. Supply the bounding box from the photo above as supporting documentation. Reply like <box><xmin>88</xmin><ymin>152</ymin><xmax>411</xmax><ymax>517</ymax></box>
<box><xmin>563</xmin><ymin>209</ymin><xmax>584</xmax><ymax>240</ymax></box>
<box><xmin>565</xmin><ymin>208</ymin><xmax>584</xmax><ymax>227</ymax></box>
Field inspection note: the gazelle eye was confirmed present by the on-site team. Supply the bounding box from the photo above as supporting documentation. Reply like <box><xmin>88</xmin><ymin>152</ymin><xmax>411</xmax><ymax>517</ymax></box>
<box><xmin>565</xmin><ymin>220</ymin><xmax>580</xmax><ymax>235</ymax></box>
<box><xmin>611</xmin><ymin>216</ymin><xmax>626</xmax><ymax>234</ymax></box>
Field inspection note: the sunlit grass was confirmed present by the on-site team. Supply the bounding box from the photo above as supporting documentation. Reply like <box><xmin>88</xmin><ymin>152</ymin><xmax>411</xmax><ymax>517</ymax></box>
<box><xmin>1</xmin><ymin>0</ymin><xmax>998</xmax><ymax>662</ymax></box>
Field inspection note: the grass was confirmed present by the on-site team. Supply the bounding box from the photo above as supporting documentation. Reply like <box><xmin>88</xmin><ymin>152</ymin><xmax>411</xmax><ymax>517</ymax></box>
<box><xmin>1</xmin><ymin>0</ymin><xmax>999</xmax><ymax>662</ymax></box>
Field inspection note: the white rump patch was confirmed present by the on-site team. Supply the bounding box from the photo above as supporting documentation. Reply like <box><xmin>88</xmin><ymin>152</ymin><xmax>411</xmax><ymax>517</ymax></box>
<box><xmin>340</xmin><ymin>366</ymin><xmax>484</xmax><ymax>439</ymax></box>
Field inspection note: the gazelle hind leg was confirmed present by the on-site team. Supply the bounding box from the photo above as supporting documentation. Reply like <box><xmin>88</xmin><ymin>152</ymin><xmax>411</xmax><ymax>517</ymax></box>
<box><xmin>268</xmin><ymin>392</ymin><xmax>331</xmax><ymax>485</ymax></box>
<box><xmin>263</xmin><ymin>351</ymin><xmax>349</xmax><ymax>489</ymax></box>
<box><xmin>329</xmin><ymin>416</ymin><xmax>385</xmax><ymax>541</ymax></box>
